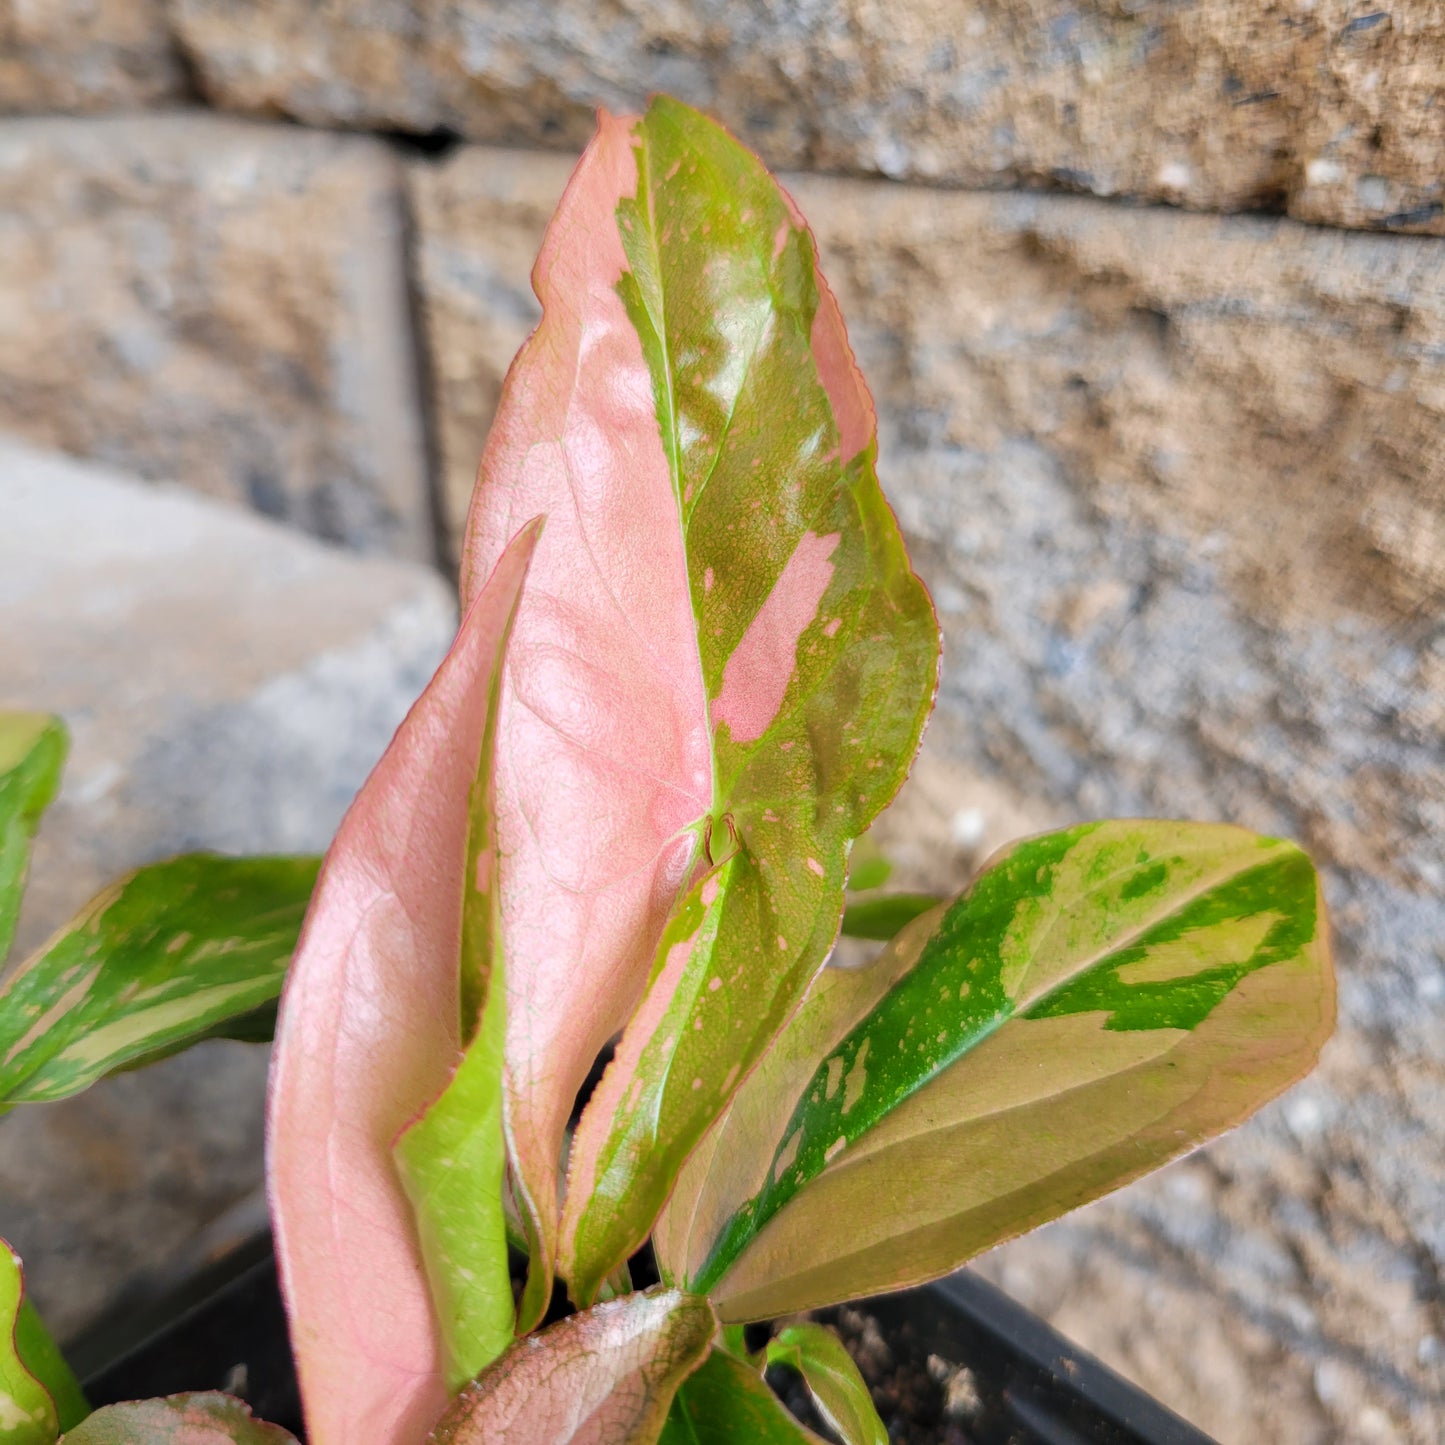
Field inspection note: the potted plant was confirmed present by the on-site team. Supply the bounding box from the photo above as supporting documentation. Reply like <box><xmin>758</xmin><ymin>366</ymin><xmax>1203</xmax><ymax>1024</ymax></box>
<box><xmin>0</xmin><ymin>97</ymin><xmax>1334</xmax><ymax>1444</ymax></box>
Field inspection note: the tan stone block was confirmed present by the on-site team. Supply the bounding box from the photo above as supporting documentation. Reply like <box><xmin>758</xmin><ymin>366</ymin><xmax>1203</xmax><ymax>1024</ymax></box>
<box><xmin>174</xmin><ymin>0</ymin><xmax>1445</xmax><ymax>233</ymax></box>
<box><xmin>0</xmin><ymin>0</ymin><xmax>181</xmax><ymax>111</ymax></box>
<box><xmin>0</xmin><ymin>113</ymin><xmax>434</xmax><ymax>558</ymax></box>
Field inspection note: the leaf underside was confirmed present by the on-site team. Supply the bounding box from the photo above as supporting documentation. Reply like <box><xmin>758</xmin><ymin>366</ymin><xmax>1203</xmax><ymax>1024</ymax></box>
<box><xmin>428</xmin><ymin>1288</ymin><xmax>716</xmax><ymax>1445</ymax></box>
<box><xmin>0</xmin><ymin>853</ymin><xmax>318</xmax><ymax>1109</ymax></box>
<box><xmin>657</xmin><ymin>820</ymin><xmax>1334</xmax><ymax>1319</ymax></box>
<box><xmin>57</xmin><ymin>1393</ymin><xmax>296</xmax><ymax>1443</ymax></box>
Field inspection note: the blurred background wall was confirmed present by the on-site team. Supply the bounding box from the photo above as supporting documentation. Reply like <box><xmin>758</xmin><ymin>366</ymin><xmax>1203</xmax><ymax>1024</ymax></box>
<box><xmin>1</xmin><ymin>4</ymin><xmax>1441</xmax><ymax>1440</ymax></box>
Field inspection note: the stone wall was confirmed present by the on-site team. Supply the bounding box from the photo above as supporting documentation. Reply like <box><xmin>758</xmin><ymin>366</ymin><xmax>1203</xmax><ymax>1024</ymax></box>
<box><xmin>1</xmin><ymin>5</ymin><xmax>1441</xmax><ymax>1442</ymax></box>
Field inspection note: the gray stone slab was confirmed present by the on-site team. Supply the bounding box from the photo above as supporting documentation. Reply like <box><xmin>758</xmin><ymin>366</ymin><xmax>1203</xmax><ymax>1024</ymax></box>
<box><xmin>0</xmin><ymin>439</ymin><xmax>456</xmax><ymax>1337</ymax></box>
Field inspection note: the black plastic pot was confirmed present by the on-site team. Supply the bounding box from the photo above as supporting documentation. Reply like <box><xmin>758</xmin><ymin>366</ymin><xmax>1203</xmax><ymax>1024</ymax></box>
<box><xmin>67</xmin><ymin>1234</ymin><xmax>1214</xmax><ymax>1444</ymax></box>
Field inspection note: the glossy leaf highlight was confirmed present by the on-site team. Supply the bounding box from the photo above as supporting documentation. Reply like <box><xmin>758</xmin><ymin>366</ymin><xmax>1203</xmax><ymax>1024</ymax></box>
<box><xmin>58</xmin><ymin>1394</ymin><xmax>296</xmax><ymax>1444</ymax></box>
<box><xmin>764</xmin><ymin>1324</ymin><xmax>885</xmax><ymax>1445</ymax></box>
<box><xmin>0</xmin><ymin>1243</ymin><xmax>58</xmax><ymax>1445</ymax></box>
<box><xmin>0</xmin><ymin>855</ymin><xmax>318</xmax><ymax>1109</ymax></box>
<box><xmin>658</xmin><ymin>821</ymin><xmax>1334</xmax><ymax>1318</ymax></box>
<box><xmin>427</xmin><ymin>1288</ymin><xmax>715</xmax><ymax>1445</ymax></box>
<box><xmin>0</xmin><ymin>713</ymin><xmax>67</xmax><ymax>966</ymax></box>
<box><xmin>552</xmin><ymin>96</ymin><xmax>939</xmax><ymax>1303</ymax></box>
<box><xmin>659</xmin><ymin>1349</ymin><xmax>825</xmax><ymax>1445</ymax></box>
<box><xmin>268</xmin><ymin>526</ymin><xmax>539</xmax><ymax>1445</ymax></box>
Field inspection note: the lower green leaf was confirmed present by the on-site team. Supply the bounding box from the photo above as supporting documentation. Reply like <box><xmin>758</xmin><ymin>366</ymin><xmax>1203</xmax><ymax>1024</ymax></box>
<box><xmin>764</xmin><ymin>1324</ymin><xmax>885</xmax><ymax>1445</ymax></box>
<box><xmin>0</xmin><ymin>1243</ymin><xmax>58</xmax><ymax>1445</ymax></box>
<box><xmin>428</xmin><ymin>1288</ymin><xmax>715</xmax><ymax>1445</ymax></box>
<box><xmin>13</xmin><ymin>1303</ymin><xmax>85</xmax><ymax>1435</ymax></box>
<box><xmin>660</xmin><ymin>1348</ymin><xmax>825</xmax><ymax>1444</ymax></box>
<box><xmin>0</xmin><ymin>854</ymin><xmax>319</xmax><ymax>1108</ymax></box>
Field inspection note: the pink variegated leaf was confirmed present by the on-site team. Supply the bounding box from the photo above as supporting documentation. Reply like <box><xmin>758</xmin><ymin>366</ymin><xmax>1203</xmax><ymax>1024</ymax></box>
<box><xmin>461</xmin><ymin>96</ymin><xmax>938</xmax><ymax>1311</ymax></box>
<box><xmin>267</xmin><ymin>524</ymin><xmax>540</xmax><ymax>1445</ymax></box>
<box><xmin>427</xmin><ymin>1288</ymin><xmax>715</xmax><ymax>1445</ymax></box>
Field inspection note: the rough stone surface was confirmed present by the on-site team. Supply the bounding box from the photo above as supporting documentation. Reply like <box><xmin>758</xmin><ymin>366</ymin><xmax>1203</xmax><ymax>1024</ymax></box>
<box><xmin>0</xmin><ymin>0</ymin><xmax>182</xmax><ymax>112</ymax></box>
<box><xmin>174</xmin><ymin>0</ymin><xmax>1445</xmax><ymax>235</ymax></box>
<box><xmin>0</xmin><ymin>113</ymin><xmax>435</xmax><ymax>559</ymax></box>
<box><xmin>411</xmin><ymin>145</ymin><xmax>1445</xmax><ymax>1442</ymax></box>
<box><xmin>0</xmin><ymin>439</ymin><xmax>455</xmax><ymax>1337</ymax></box>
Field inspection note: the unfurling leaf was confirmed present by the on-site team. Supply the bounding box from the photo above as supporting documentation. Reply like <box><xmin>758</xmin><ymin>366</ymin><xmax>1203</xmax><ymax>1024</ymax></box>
<box><xmin>428</xmin><ymin>1288</ymin><xmax>715</xmax><ymax>1445</ymax></box>
<box><xmin>0</xmin><ymin>854</ymin><xmax>318</xmax><ymax>1109</ymax></box>
<box><xmin>393</xmin><ymin>520</ymin><xmax>535</xmax><ymax>1391</ymax></box>
<box><xmin>0</xmin><ymin>1241</ymin><xmax>60</xmax><ymax>1445</ymax></box>
<box><xmin>659</xmin><ymin>1348</ymin><xmax>825</xmax><ymax>1444</ymax></box>
<box><xmin>268</xmin><ymin>526</ymin><xmax>540</xmax><ymax>1445</ymax></box>
<box><xmin>763</xmin><ymin>1324</ymin><xmax>885</xmax><ymax>1445</ymax></box>
<box><xmin>462</xmin><ymin>94</ymin><xmax>937</xmax><ymax>1308</ymax></box>
<box><xmin>0</xmin><ymin>713</ymin><xmax>67</xmax><ymax>966</ymax></box>
<box><xmin>658</xmin><ymin>821</ymin><xmax>1334</xmax><ymax>1319</ymax></box>
<box><xmin>58</xmin><ymin>1394</ymin><xmax>296</xmax><ymax>1443</ymax></box>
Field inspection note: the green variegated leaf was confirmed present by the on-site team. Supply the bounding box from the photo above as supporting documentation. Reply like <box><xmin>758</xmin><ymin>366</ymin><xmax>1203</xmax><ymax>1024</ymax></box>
<box><xmin>58</xmin><ymin>1394</ymin><xmax>295</xmax><ymax>1443</ymax></box>
<box><xmin>394</xmin><ymin>524</ymin><xmax>535</xmax><ymax>1391</ymax></box>
<box><xmin>428</xmin><ymin>1288</ymin><xmax>715</xmax><ymax>1445</ymax></box>
<box><xmin>659</xmin><ymin>1348</ymin><xmax>825</xmax><ymax>1445</ymax></box>
<box><xmin>516</xmin><ymin>95</ymin><xmax>939</xmax><ymax>1306</ymax></box>
<box><xmin>0</xmin><ymin>854</ymin><xmax>318</xmax><ymax>1107</ymax></box>
<box><xmin>0</xmin><ymin>714</ymin><xmax>67</xmax><ymax>966</ymax></box>
<box><xmin>656</xmin><ymin>820</ymin><xmax>1334</xmax><ymax>1319</ymax></box>
<box><xmin>13</xmin><ymin>1301</ymin><xmax>84</xmax><ymax>1435</ymax></box>
<box><xmin>0</xmin><ymin>1242</ymin><xmax>59</xmax><ymax>1444</ymax></box>
<box><xmin>763</xmin><ymin>1324</ymin><xmax>885</xmax><ymax>1445</ymax></box>
<box><xmin>839</xmin><ymin>892</ymin><xmax>939</xmax><ymax>942</ymax></box>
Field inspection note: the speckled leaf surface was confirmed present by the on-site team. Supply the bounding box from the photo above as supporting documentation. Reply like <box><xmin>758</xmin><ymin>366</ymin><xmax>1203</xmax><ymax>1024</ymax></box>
<box><xmin>0</xmin><ymin>854</ymin><xmax>318</xmax><ymax>1109</ymax></box>
<box><xmin>58</xmin><ymin>1394</ymin><xmax>296</xmax><ymax>1444</ymax></box>
<box><xmin>267</xmin><ymin>527</ymin><xmax>539</xmax><ymax>1445</ymax></box>
<box><xmin>0</xmin><ymin>1243</ymin><xmax>57</xmax><ymax>1445</ymax></box>
<box><xmin>658</xmin><ymin>1349</ymin><xmax>825</xmax><ymax>1444</ymax></box>
<box><xmin>763</xmin><ymin>1324</ymin><xmax>886</xmax><ymax>1445</ymax></box>
<box><xmin>460</xmin><ymin>95</ymin><xmax>940</xmax><ymax>1307</ymax></box>
<box><xmin>657</xmin><ymin>821</ymin><xmax>1334</xmax><ymax>1319</ymax></box>
<box><xmin>427</xmin><ymin>1288</ymin><xmax>715</xmax><ymax>1445</ymax></box>
<box><xmin>0</xmin><ymin>713</ymin><xmax>67</xmax><ymax>966</ymax></box>
<box><xmin>393</xmin><ymin>522</ymin><xmax>533</xmax><ymax>1393</ymax></box>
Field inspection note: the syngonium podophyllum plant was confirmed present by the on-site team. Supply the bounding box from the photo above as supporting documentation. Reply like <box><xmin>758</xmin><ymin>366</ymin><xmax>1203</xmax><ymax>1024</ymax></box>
<box><xmin>0</xmin><ymin>99</ymin><xmax>1335</xmax><ymax>1445</ymax></box>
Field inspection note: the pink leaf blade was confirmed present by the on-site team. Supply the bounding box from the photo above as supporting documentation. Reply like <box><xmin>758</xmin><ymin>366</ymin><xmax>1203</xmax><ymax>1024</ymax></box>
<box><xmin>267</xmin><ymin>523</ymin><xmax>541</xmax><ymax>1445</ymax></box>
<box><xmin>427</xmin><ymin>1288</ymin><xmax>715</xmax><ymax>1445</ymax></box>
<box><xmin>458</xmin><ymin>108</ymin><xmax>712</xmax><ymax>1326</ymax></box>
